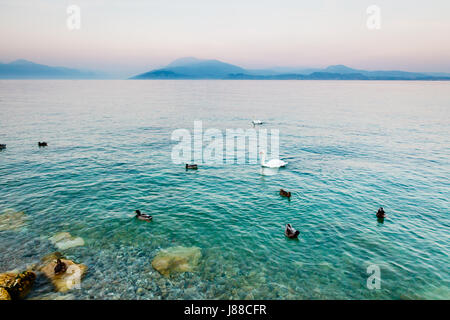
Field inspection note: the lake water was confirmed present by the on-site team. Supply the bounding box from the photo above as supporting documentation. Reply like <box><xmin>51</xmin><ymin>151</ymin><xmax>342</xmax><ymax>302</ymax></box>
<box><xmin>0</xmin><ymin>80</ymin><xmax>449</xmax><ymax>299</ymax></box>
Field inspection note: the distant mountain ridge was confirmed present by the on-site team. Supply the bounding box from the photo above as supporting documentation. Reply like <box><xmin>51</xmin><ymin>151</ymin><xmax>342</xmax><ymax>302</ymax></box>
<box><xmin>131</xmin><ymin>58</ymin><xmax>450</xmax><ymax>80</ymax></box>
<box><xmin>0</xmin><ymin>59</ymin><xmax>101</xmax><ymax>79</ymax></box>
<box><xmin>1</xmin><ymin>58</ymin><xmax>449</xmax><ymax>80</ymax></box>
<box><xmin>132</xmin><ymin>58</ymin><xmax>245</xmax><ymax>79</ymax></box>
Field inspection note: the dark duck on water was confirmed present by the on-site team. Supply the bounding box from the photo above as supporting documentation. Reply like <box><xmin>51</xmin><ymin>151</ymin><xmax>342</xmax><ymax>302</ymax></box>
<box><xmin>376</xmin><ymin>207</ymin><xmax>386</xmax><ymax>219</ymax></box>
<box><xmin>54</xmin><ymin>259</ymin><xmax>67</xmax><ymax>275</ymax></box>
<box><xmin>135</xmin><ymin>210</ymin><xmax>152</xmax><ymax>222</ymax></box>
<box><xmin>285</xmin><ymin>224</ymin><xmax>300</xmax><ymax>239</ymax></box>
<box><xmin>185</xmin><ymin>164</ymin><xmax>198</xmax><ymax>170</ymax></box>
<box><xmin>38</xmin><ymin>142</ymin><xmax>48</xmax><ymax>147</ymax></box>
<box><xmin>0</xmin><ymin>144</ymin><xmax>6</xmax><ymax>150</ymax></box>
<box><xmin>279</xmin><ymin>189</ymin><xmax>291</xmax><ymax>198</ymax></box>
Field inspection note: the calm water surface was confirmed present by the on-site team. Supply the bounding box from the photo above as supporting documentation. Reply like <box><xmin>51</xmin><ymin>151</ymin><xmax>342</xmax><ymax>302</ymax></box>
<box><xmin>0</xmin><ymin>80</ymin><xmax>449</xmax><ymax>299</ymax></box>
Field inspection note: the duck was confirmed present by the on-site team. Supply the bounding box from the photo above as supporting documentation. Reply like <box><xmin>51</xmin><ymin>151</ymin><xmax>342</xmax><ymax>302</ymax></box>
<box><xmin>38</xmin><ymin>142</ymin><xmax>48</xmax><ymax>147</ymax></box>
<box><xmin>54</xmin><ymin>258</ymin><xmax>67</xmax><ymax>275</ymax></box>
<box><xmin>280</xmin><ymin>189</ymin><xmax>291</xmax><ymax>198</ymax></box>
<box><xmin>185</xmin><ymin>164</ymin><xmax>198</xmax><ymax>170</ymax></box>
<box><xmin>259</xmin><ymin>151</ymin><xmax>287</xmax><ymax>168</ymax></box>
<box><xmin>285</xmin><ymin>224</ymin><xmax>300</xmax><ymax>239</ymax></box>
<box><xmin>376</xmin><ymin>207</ymin><xmax>386</xmax><ymax>219</ymax></box>
<box><xmin>0</xmin><ymin>144</ymin><xmax>6</xmax><ymax>150</ymax></box>
<box><xmin>135</xmin><ymin>210</ymin><xmax>152</xmax><ymax>222</ymax></box>
<box><xmin>252</xmin><ymin>120</ymin><xmax>263</xmax><ymax>126</ymax></box>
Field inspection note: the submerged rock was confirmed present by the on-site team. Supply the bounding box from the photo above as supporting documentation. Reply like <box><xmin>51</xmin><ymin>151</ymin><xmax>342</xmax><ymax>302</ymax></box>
<box><xmin>0</xmin><ymin>288</ymin><xmax>11</xmax><ymax>300</ymax></box>
<box><xmin>151</xmin><ymin>246</ymin><xmax>202</xmax><ymax>277</ymax></box>
<box><xmin>0</xmin><ymin>209</ymin><xmax>27</xmax><ymax>231</ymax></box>
<box><xmin>40</xmin><ymin>258</ymin><xmax>87</xmax><ymax>293</ymax></box>
<box><xmin>29</xmin><ymin>292</ymin><xmax>76</xmax><ymax>300</ymax></box>
<box><xmin>0</xmin><ymin>270</ymin><xmax>36</xmax><ymax>299</ymax></box>
<box><xmin>318</xmin><ymin>262</ymin><xmax>332</xmax><ymax>269</ymax></box>
<box><xmin>50</xmin><ymin>232</ymin><xmax>85</xmax><ymax>250</ymax></box>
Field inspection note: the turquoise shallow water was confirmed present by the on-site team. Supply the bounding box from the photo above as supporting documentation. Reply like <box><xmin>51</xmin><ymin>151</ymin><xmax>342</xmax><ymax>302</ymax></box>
<box><xmin>0</xmin><ymin>80</ymin><xmax>449</xmax><ymax>299</ymax></box>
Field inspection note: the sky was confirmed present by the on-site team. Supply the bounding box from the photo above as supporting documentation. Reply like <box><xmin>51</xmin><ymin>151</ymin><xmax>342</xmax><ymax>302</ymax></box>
<box><xmin>0</xmin><ymin>0</ymin><xmax>449</xmax><ymax>77</ymax></box>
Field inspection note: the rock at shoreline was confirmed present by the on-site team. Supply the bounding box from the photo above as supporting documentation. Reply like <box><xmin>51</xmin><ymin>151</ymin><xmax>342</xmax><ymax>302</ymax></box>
<box><xmin>0</xmin><ymin>270</ymin><xmax>36</xmax><ymax>299</ymax></box>
<box><xmin>40</xmin><ymin>258</ymin><xmax>87</xmax><ymax>293</ymax></box>
<box><xmin>0</xmin><ymin>288</ymin><xmax>11</xmax><ymax>300</ymax></box>
<box><xmin>50</xmin><ymin>232</ymin><xmax>85</xmax><ymax>250</ymax></box>
<box><xmin>151</xmin><ymin>246</ymin><xmax>202</xmax><ymax>277</ymax></box>
<box><xmin>0</xmin><ymin>209</ymin><xmax>27</xmax><ymax>231</ymax></box>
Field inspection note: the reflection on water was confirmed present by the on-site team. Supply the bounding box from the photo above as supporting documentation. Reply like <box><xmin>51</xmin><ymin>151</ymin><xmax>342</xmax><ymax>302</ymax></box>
<box><xmin>260</xmin><ymin>167</ymin><xmax>280</xmax><ymax>176</ymax></box>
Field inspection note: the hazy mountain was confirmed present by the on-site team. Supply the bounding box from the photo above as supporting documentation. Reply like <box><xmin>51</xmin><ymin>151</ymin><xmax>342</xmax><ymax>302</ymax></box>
<box><xmin>225</xmin><ymin>72</ymin><xmax>370</xmax><ymax>80</ymax></box>
<box><xmin>245</xmin><ymin>67</ymin><xmax>321</xmax><ymax>76</ymax></box>
<box><xmin>324</xmin><ymin>65</ymin><xmax>362</xmax><ymax>74</ymax></box>
<box><xmin>132</xmin><ymin>57</ymin><xmax>450</xmax><ymax>80</ymax></box>
<box><xmin>2</xmin><ymin>57</ymin><xmax>448</xmax><ymax>80</ymax></box>
<box><xmin>132</xmin><ymin>58</ymin><xmax>245</xmax><ymax>79</ymax></box>
<box><xmin>166</xmin><ymin>57</ymin><xmax>203</xmax><ymax>68</ymax></box>
<box><xmin>322</xmin><ymin>65</ymin><xmax>435</xmax><ymax>79</ymax></box>
<box><xmin>424</xmin><ymin>72</ymin><xmax>450</xmax><ymax>77</ymax></box>
<box><xmin>0</xmin><ymin>59</ymin><xmax>102</xmax><ymax>79</ymax></box>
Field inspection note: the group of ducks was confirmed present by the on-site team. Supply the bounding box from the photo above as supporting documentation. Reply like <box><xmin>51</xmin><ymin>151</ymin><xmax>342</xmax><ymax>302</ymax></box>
<box><xmin>187</xmin><ymin>157</ymin><xmax>387</xmax><ymax>239</ymax></box>
<box><xmin>182</xmin><ymin>127</ymin><xmax>388</xmax><ymax>240</ymax></box>
<box><xmin>3</xmin><ymin>135</ymin><xmax>388</xmax><ymax>240</ymax></box>
<box><xmin>147</xmin><ymin>140</ymin><xmax>298</xmax><ymax>239</ymax></box>
<box><xmin>0</xmin><ymin>142</ymin><xmax>48</xmax><ymax>150</ymax></box>
<box><xmin>133</xmin><ymin>188</ymin><xmax>302</xmax><ymax>239</ymax></box>
<box><xmin>279</xmin><ymin>189</ymin><xmax>300</xmax><ymax>239</ymax></box>
<box><xmin>284</xmin><ymin>206</ymin><xmax>387</xmax><ymax>238</ymax></box>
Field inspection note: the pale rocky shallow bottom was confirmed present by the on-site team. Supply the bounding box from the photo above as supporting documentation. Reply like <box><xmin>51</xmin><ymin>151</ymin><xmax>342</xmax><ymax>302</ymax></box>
<box><xmin>1</xmin><ymin>80</ymin><xmax>449</xmax><ymax>299</ymax></box>
<box><xmin>3</xmin><ymin>230</ymin><xmax>309</xmax><ymax>300</ymax></box>
<box><xmin>2</xmin><ymin>225</ymin><xmax>447</xmax><ymax>300</ymax></box>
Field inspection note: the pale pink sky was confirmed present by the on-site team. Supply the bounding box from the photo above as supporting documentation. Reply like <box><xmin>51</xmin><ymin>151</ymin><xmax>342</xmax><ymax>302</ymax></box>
<box><xmin>0</xmin><ymin>0</ymin><xmax>449</xmax><ymax>77</ymax></box>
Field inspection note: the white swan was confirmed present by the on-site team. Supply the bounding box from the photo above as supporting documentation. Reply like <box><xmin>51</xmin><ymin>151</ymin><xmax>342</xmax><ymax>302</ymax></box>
<box><xmin>259</xmin><ymin>151</ymin><xmax>287</xmax><ymax>168</ymax></box>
